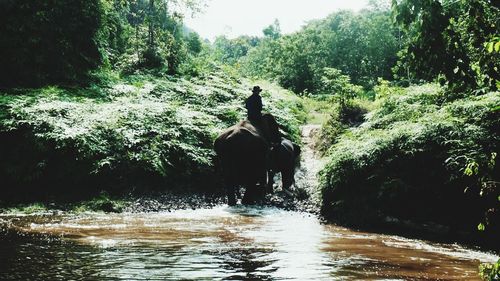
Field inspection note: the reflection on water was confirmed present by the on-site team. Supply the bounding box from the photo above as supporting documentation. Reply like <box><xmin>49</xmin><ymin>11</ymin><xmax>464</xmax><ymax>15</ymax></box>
<box><xmin>0</xmin><ymin>206</ymin><xmax>498</xmax><ymax>280</ymax></box>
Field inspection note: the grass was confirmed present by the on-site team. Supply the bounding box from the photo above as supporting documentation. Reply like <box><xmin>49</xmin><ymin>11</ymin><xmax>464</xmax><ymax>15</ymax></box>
<box><xmin>70</xmin><ymin>192</ymin><xmax>126</xmax><ymax>213</ymax></box>
<box><xmin>0</xmin><ymin>202</ymin><xmax>48</xmax><ymax>214</ymax></box>
<box><xmin>302</xmin><ymin>97</ymin><xmax>332</xmax><ymax>125</ymax></box>
<box><xmin>480</xmin><ymin>259</ymin><xmax>500</xmax><ymax>281</ymax></box>
<box><xmin>0</xmin><ymin>193</ymin><xmax>126</xmax><ymax>214</ymax></box>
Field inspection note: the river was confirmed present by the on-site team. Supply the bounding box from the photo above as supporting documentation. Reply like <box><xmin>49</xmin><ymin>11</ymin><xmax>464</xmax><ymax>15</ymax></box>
<box><xmin>0</xmin><ymin>207</ymin><xmax>498</xmax><ymax>280</ymax></box>
<box><xmin>0</xmin><ymin>125</ymin><xmax>497</xmax><ymax>280</ymax></box>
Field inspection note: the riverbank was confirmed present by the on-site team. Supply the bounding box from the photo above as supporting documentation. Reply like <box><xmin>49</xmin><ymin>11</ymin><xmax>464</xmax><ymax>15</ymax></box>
<box><xmin>0</xmin><ymin>123</ymin><xmax>320</xmax><ymax>215</ymax></box>
<box><xmin>1</xmin><ymin>120</ymin><xmax>498</xmax><ymax>279</ymax></box>
<box><xmin>0</xmin><ymin>69</ymin><xmax>305</xmax><ymax>205</ymax></box>
<box><xmin>318</xmin><ymin>83</ymin><xmax>500</xmax><ymax>251</ymax></box>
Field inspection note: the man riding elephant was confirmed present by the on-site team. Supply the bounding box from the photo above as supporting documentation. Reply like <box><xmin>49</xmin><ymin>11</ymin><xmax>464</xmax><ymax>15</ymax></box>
<box><xmin>244</xmin><ymin>86</ymin><xmax>280</xmax><ymax>146</ymax></box>
<box><xmin>214</xmin><ymin>86</ymin><xmax>300</xmax><ymax>205</ymax></box>
<box><xmin>214</xmin><ymin>114</ymin><xmax>280</xmax><ymax>205</ymax></box>
<box><xmin>245</xmin><ymin>86</ymin><xmax>263</xmax><ymax>122</ymax></box>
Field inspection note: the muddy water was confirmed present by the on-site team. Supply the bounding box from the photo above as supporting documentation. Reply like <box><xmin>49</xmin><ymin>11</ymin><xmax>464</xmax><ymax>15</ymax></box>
<box><xmin>1</xmin><ymin>125</ymin><xmax>497</xmax><ymax>280</ymax></box>
<box><xmin>0</xmin><ymin>207</ymin><xmax>497</xmax><ymax>280</ymax></box>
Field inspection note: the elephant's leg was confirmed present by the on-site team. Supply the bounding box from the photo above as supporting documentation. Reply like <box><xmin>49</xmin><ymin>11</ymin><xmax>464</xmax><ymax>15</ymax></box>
<box><xmin>226</xmin><ymin>184</ymin><xmax>237</xmax><ymax>206</ymax></box>
<box><xmin>243</xmin><ymin>176</ymin><xmax>263</xmax><ymax>205</ymax></box>
<box><xmin>225</xmin><ymin>172</ymin><xmax>237</xmax><ymax>206</ymax></box>
<box><xmin>267</xmin><ymin>170</ymin><xmax>275</xmax><ymax>194</ymax></box>
<box><xmin>282</xmin><ymin>168</ymin><xmax>294</xmax><ymax>191</ymax></box>
<box><xmin>242</xmin><ymin>183</ymin><xmax>256</xmax><ymax>205</ymax></box>
<box><xmin>257</xmin><ymin>168</ymin><xmax>268</xmax><ymax>199</ymax></box>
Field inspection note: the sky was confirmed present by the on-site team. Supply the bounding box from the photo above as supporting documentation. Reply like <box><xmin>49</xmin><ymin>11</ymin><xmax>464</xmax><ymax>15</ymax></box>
<box><xmin>183</xmin><ymin>0</ymin><xmax>370</xmax><ymax>41</ymax></box>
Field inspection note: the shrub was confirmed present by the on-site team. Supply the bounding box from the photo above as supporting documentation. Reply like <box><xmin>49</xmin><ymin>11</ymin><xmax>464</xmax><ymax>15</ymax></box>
<box><xmin>319</xmin><ymin>84</ymin><xmax>499</xmax><ymax>238</ymax></box>
<box><xmin>0</xmin><ymin>0</ymin><xmax>104</xmax><ymax>87</ymax></box>
<box><xmin>0</xmin><ymin>70</ymin><xmax>304</xmax><ymax>203</ymax></box>
<box><xmin>480</xmin><ymin>259</ymin><xmax>500</xmax><ymax>281</ymax></box>
<box><xmin>317</xmin><ymin>99</ymin><xmax>369</xmax><ymax>153</ymax></box>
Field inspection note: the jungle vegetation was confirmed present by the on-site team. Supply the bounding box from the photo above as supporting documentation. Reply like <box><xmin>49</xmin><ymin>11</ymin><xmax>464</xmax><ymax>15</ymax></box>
<box><xmin>0</xmin><ymin>0</ymin><xmax>499</xmax><ymax>265</ymax></box>
<box><xmin>0</xmin><ymin>0</ymin><xmax>304</xmax><ymax>204</ymax></box>
<box><xmin>211</xmin><ymin>0</ymin><xmax>499</xmax><ymax>250</ymax></box>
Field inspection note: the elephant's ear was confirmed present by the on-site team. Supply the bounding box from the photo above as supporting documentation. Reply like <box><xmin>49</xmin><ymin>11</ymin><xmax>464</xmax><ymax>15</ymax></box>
<box><xmin>293</xmin><ymin>143</ymin><xmax>301</xmax><ymax>156</ymax></box>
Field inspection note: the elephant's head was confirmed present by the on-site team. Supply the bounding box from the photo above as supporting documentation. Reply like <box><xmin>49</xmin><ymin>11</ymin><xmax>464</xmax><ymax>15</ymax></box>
<box><xmin>261</xmin><ymin>113</ymin><xmax>281</xmax><ymax>144</ymax></box>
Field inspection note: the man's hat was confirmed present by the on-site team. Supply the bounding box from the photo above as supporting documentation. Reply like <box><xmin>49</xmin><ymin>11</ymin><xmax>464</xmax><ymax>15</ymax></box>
<box><xmin>252</xmin><ymin>86</ymin><xmax>262</xmax><ymax>93</ymax></box>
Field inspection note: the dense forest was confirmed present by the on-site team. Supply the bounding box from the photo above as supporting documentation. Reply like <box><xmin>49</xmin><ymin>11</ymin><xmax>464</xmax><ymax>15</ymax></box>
<box><xmin>0</xmin><ymin>0</ymin><xmax>499</xmax><ymax>276</ymax></box>
<box><xmin>203</xmin><ymin>0</ymin><xmax>500</xmax><ymax>250</ymax></box>
<box><xmin>0</xmin><ymin>0</ymin><xmax>305</xmax><ymax>203</ymax></box>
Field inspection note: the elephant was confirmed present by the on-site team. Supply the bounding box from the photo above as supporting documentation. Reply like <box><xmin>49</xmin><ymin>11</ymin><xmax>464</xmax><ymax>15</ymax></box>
<box><xmin>268</xmin><ymin>137</ymin><xmax>301</xmax><ymax>193</ymax></box>
<box><xmin>214</xmin><ymin>114</ymin><xmax>280</xmax><ymax>205</ymax></box>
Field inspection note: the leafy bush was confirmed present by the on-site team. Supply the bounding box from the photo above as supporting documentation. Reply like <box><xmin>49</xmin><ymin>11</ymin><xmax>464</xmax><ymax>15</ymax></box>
<box><xmin>0</xmin><ymin>0</ymin><xmax>104</xmax><ymax>87</ymax></box>
<box><xmin>319</xmin><ymin>84</ymin><xmax>499</xmax><ymax>239</ymax></box>
<box><xmin>0</xmin><ymin>70</ymin><xmax>303</xmax><ymax>203</ymax></box>
<box><xmin>0</xmin><ymin>203</ymin><xmax>48</xmax><ymax>214</ymax></box>
<box><xmin>316</xmin><ymin>101</ymin><xmax>368</xmax><ymax>153</ymax></box>
<box><xmin>392</xmin><ymin>0</ymin><xmax>500</xmax><ymax>92</ymax></box>
<box><xmin>480</xmin><ymin>259</ymin><xmax>500</xmax><ymax>281</ymax></box>
<box><xmin>72</xmin><ymin>192</ymin><xmax>125</xmax><ymax>213</ymax></box>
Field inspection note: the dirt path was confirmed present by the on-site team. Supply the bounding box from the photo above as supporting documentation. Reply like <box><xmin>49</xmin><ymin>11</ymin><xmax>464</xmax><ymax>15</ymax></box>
<box><xmin>294</xmin><ymin>124</ymin><xmax>326</xmax><ymax>204</ymax></box>
<box><xmin>265</xmin><ymin>123</ymin><xmax>326</xmax><ymax>212</ymax></box>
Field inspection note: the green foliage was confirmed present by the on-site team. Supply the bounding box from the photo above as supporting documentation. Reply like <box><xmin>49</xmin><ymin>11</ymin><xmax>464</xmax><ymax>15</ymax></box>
<box><xmin>133</xmin><ymin>0</ymin><xmax>201</xmax><ymax>72</ymax></box>
<box><xmin>0</xmin><ymin>0</ymin><xmax>207</xmax><ymax>86</ymax></box>
<box><xmin>317</xmin><ymin>99</ymin><xmax>369</xmax><ymax>154</ymax></box>
<box><xmin>464</xmin><ymin>151</ymin><xmax>499</xmax><ymax>233</ymax></box>
<box><xmin>478</xmin><ymin>222</ymin><xmax>486</xmax><ymax>231</ymax></box>
<box><xmin>0</xmin><ymin>0</ymin><xmax>104</xmax><ymax>87</ymax></box>
<box><xmin>321</xmin><ymin>68</ymin><xmax>363</xmax><ymax>110</ymax></box>
<box><xmin>263</xmin><ymin>19</ymin><xmax>281</xmax><ymax>40</ymax></box>
<box><xmin>0</xmin><ymin>69</ymin><xmax>303</xmax><ymax>203</ymax></box>
<box><xmin>317</xmin><ymin>110</ymin><xmax>345</xmax><ymax>153</ymax></box>
<box><xmin>373</xmin><ymin>78</ymin><xmax>405</xmax><ymax>100</ymax></box>
<box><xmin>241</xmin><ymin>8</ymin><xmax>399</xmax><ymax>93</ymax></box>
<box><xmin>212</xmin><ymin>35</ymin><xmax>260</xmax><ymax>66</ymax></box>
<box><xmin>1</xmin><ymin>203</ymin><xmax>48</xmax><ymax>214</ymax></box>
<box><xmin>302</xmin><ymin>97</ymin><xmax>332</xmax><ymax>125</ymax></box>
<box><xmin>98</xmin><ymin>0</ymin><xmax>134</xmax><ymax>65</ymax></box>
<box><xmin>178</xmin><ymin>48</ymin><xmax>215</xmax><ymax>78</ymax></box>
<box><xmin>186</xmin><ymin>32</ymin><xmax>203</xmax><ymax>54</ymax></box>
<box><xmin>480</xmin><ymin>259</ymin><xmax>500</xmax><ymax>281</ymax></box>
<box><xmin>484</xmin><ymin>36</ymin><xmax>500</xmax><ymax>54</ymax></box>
<box><xmin>319</xmin><ymin>83</ymin><xmax>500</xmax><ymax>234</ymax></box>
<box><xmin>392</xmin><ymin>0</ymin><xmax>450</xmax><ymax>82</ymax></box>
<box><xmin>72</xmin><ymin>192</ymin><xmax>125</xmax><ymax>213</ymax></box>
<box><xmin>392</xmin><ymin>0</ymin><xmax>500</xmax><ymax>92</ymax></box>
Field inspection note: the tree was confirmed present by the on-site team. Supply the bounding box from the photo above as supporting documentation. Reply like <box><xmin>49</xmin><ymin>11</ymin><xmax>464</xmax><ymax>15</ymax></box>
<box><xmin>321</xmin><ymin>67</ymin><xmax>362</xmax><ymax>111</ymax></box>
<box><xmin>241</xmin><ymin>7</ymin><xmax>399</xmax><ymax>93</ymax></box>
<box><xmin>392</xmin><ymin>0</ymin><xmax>500</xmax><ymax>92</ymax></box>
<box><xmin>263</xmin><ymin>19</ymin><xmax>281</xmax><ymax>40</ymax></box>
<box><xmin>186</xmin><ymin>32</ymin><xmax>202</xmax><ymax>54</ymax></box>
<box><xmin>122</xmin><ymin>0</ymin><xmax>203</xmax><ymax>71</ymax></box>
<box><xmin>99</xmin><ymin>0</ymin><xmax>134</xmax><ymax>64</ymax></box>
<box><xmin>0</xmin><ymin>0</ymin><xmax>104</xmax><ymax>87</ymax></box>
<box><xmin>212</xmin><ymin>35</ymin><xmax>260</xmax><ymax>65</ymax></box>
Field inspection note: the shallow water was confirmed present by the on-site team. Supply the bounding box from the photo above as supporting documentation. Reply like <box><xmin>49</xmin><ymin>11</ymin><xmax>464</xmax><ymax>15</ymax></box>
<box><xmin>0</xmin><ymin>206</ymin><xmax>497</xmax><ymax>280</ymax></box>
